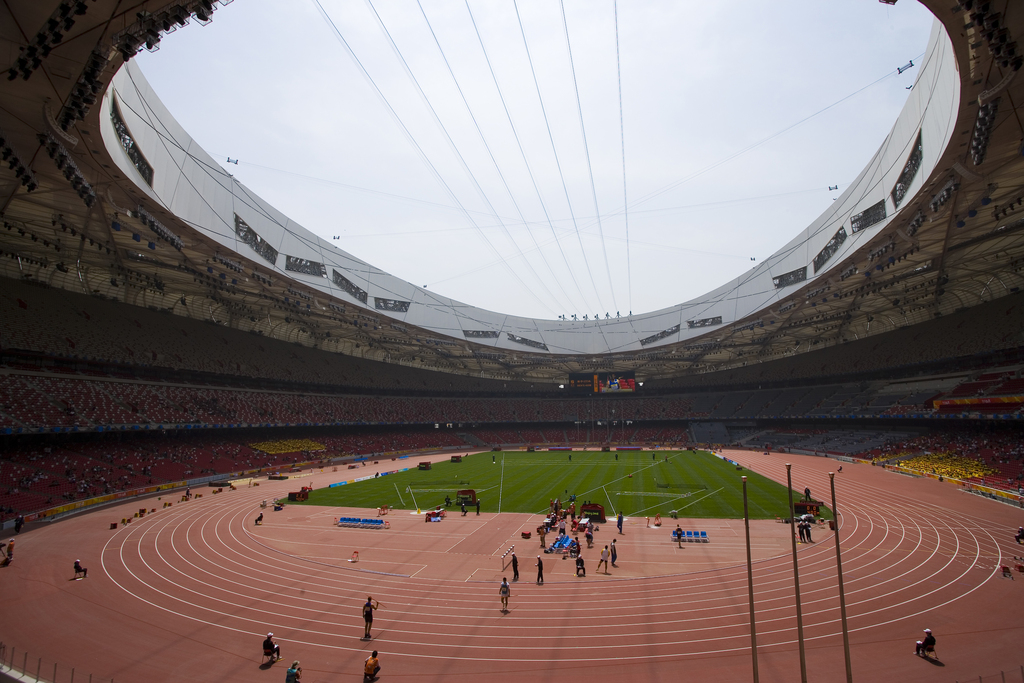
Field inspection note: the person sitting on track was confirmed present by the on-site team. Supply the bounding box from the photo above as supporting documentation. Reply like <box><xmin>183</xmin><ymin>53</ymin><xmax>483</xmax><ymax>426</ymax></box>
<box><xmin>73</xmin><ymin>559</ymin><xmax>87</xmax><ymax>578</ymax></box>
<box><xmin>255</xmin><ymin>512</ymin><xmax>264</xmax><ymax>526</ymax></box>
<box><xmin>364</xmin><ymin>650</ymin><xmax>381</xmax><ymax>682</ymax></box>
<box><xmin>1015</xmin><ymin>526</ymin><xmax>1023</xmax><ymax>544</ymax></box>
<box><xmin>575</xmin><ymin>555</ymin><xmax>586</xmax><ymax>577</ymax></box>
<box><xmin>915</xmin><ymin>628</ymin><xmax>936</xmax><ymax>657</ymax></box>
<box><xmin>263</xmin><ymin>632</ymin><xmax>281</xmax><ymax>662</ymax></box>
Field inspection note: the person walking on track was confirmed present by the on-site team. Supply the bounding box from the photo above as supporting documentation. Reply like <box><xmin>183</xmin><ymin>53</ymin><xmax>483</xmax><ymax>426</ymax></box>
<box><xmin>598</xmin><ymin>545</ymin><xmax>610</xmax><ymax>573</ymax></box>
<box><xmin>536</xmin><ymin>555</ymin><xmax>544</xmax><ymax>584</ymax></box>
<box><xmin>362</xmin><ymin>596</ymin><xmax>381</xmax><ymax>639</ymax></box>
<box><xmin>511</xmin><ymin>552</ymin><xmax>519</xmax><ymax>581</ymax></box>
<box><xmin>499</xmin><ymin>577</ymin><xmax>511</xmax><ymax>612</ymax></box>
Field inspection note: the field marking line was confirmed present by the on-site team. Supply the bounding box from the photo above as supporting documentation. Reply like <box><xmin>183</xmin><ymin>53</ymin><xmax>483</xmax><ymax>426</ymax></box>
<box><xmin>611</xmin><ymin>491</ymin><xmax>698</xmax><ymax>498</ymax></box>
<box><xmin>393</xmin><ymin>483</ymin><xmax>405</xmax><ymax>506</ymax></box>
<box><xmin>587</xmin><ymin>453</ymin><xmax>680</xmax><ymax>497</ymax></box>
<box><xmin>444</xmin><ymin>523</ymin><xmax>486</xmax><ymax>552</ymax></box>
<box><xmin>603</xmin><ymin>485</ymin><xmax>616</xmax><ymax>515</ymax></box>
<box><xmin>498</xmin><ymin>455</ymin><xmax>505</xmax><ymax>514</ymax></box>
<box><xmin>408</xmin><ymin>485</ymin><xmax>497</xmax><ymax>495</ymax></box>
<box><xmin>670</xmin><ymin>487</ymin><xmax>725</xmax><ymax>515</ymax></box>
<box><xmin>531</xmin><ymin>450</ymin><xmax>689</xmax><ymax>515</ymax></box>
<box><xmin>408</xmin><ymin>487</ymin><xmax>419</xmax><ymax>511</ymax></box>
<box><xmin>630</xmin><ymin>491</ymin><xmax>703</xmax><ymax>517</ymax></box>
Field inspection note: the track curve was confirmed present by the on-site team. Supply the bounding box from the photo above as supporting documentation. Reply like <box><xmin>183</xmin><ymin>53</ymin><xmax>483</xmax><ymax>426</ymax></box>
<box><xmin>2</xmin><ymin>451</ymin><xmax>1022</xmax><ymax>683</ymax></box>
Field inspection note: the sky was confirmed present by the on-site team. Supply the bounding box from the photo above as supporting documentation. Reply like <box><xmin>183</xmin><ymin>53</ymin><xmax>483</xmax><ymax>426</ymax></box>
<box><xmin>135</xmin><ymin>0</ymin><xmax>935</xmax><ymax>321</ymax></box>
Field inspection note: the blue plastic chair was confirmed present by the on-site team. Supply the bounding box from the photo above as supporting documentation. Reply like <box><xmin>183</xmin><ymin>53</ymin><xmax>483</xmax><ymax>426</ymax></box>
<box><xmin>699</xmin><ymin>531</ymin><xmax>708</xmax><ymax>542</ymax></box>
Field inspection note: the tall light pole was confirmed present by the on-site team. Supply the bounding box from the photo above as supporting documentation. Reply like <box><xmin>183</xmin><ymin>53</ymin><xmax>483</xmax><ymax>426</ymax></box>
<box><xmin>742</xmin><ymin>476</ymin><xmax>759</xmax><ymax>683</ymax></box>
<box><xmin>786</xmin><ymin>464</ymin><xmax>807</xmax><ymax>683</ymax></box>
<box><xmin>829</xmin><ymin>472</ymin><xmax>853</xmax><ymax>683</ymax></box>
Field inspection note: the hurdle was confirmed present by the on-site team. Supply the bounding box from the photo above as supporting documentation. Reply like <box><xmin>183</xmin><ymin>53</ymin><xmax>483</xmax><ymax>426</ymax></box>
<box><xmin>349</xmin><ymin>551</ymin><xmax>359</xmax><ymax>563</ymax></box>
<box><xmin>501</xmin><ymin>544</ymin><xmax>515</xmax><ymax>570</ymax></box>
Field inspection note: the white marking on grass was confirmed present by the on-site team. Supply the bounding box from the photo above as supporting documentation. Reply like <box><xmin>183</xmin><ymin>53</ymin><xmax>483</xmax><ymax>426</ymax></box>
<box><xmin>603</xmin><ymin>485</ymin><xmax>616</xmax><ymax>515</ymax></box>
<box><xmin>585</xmin><ymin>455</ymin><xmax>679</xmax><ymax>500</ymax></box>
<box><xmin>652</xmin><ymin>487</ymin><xmax>724</xmax><ymax>517</ymax></box>
<box><xmin>393</xmin><ymin>483</ymin><xmax>405</xmax><ymax>506</ymax></box>
<box><xmin>613</xmin><ymin>491</ymin><xmax>696</xmax><ymax>498</ymax></box>
<box><xmin>498</xmin><ymin>455</ymin><xmax>505</xmax><ymax>513</ymax></box>
<box><xmin>530</xmin><ymin>451</ymin><xmax>685</xmax><ymax>515</ymax></box>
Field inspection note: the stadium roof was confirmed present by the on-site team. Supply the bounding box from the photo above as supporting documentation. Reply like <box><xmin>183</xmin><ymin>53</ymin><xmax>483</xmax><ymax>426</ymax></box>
<box><xmin>1</xmin><ymin>0</ymin><xmax>1022</xmax><ymax>383</ymax></box>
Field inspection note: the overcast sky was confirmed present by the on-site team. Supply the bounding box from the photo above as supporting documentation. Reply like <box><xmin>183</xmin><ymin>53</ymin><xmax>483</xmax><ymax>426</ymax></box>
<box><xmin>136</xmin><ymin>0</ymin><xmax>935</xmax><ymax>321</ymax></box>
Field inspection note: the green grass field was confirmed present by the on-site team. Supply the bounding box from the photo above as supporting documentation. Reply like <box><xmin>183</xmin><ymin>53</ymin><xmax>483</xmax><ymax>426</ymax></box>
<box><xmin>293</xmin><ymin>450</ymin><xmax>830</xmax><ymax>520</ymax></box>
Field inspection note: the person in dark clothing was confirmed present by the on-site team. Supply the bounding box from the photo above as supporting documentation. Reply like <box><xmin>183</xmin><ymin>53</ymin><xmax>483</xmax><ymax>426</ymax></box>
<box><xmin>363</xmin><ymin>597</ymin><xmax>381</xmax><ymax>639</ymax></box>
<box><xmin>263</xmin><ymin>632</ymin><xmax>280</xmax><ymax>662</ymax></box>
<box><xmin>511</xmin><ymin>552</ymin><xmax>519</xmax><ymax>581</ymax></box>
<box><xmin>476</xmin><ymin>499</ymin><xmax>481</xmax><ymax>515</ymax></box>
<box><xmin>575</xmin><ymin>555</ymin><xmax>585</xmax><ymax>577</ymax></box>
<box><xmin>73</xmin><ymin>559</ymin><xmax>87</xmax><ymax>578</ymax></box>
<box><xmin>804</xmin><ymin>487</ymin><xmax>812</xmax><ymax>502</ymax></box>
<box><xmin>14</xmin><ymin>515</ymin><xmax>23</xmax><ymax>534</ymax></box>
<box><xmin>255</xmin><ymin>512</ymin><xmax>263</xmax><ymax>525</ymax></box>
<box><xmin>798</xmin><ymin>521</ymin><xmax>807</xmax><ymax>543</ymax></box>
<box><xmin>461</xmin><ymin>503</ymin><xmax>467</xmax><ymax>516</ymax></box>
<box><xmin>915</xmin><ymin>629</ymin><xmax>936</xmax><ymax>656</ymax></box>
<box><xmin>536</xmin><ymin>555</ymin><xmax>544</xmax><ymax>584</ymax></box>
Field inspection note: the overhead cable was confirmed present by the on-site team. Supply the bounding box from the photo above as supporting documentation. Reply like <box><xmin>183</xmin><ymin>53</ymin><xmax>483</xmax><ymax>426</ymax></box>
<box><xmin>559</xmin><ymin>0</ymin><xmax>617</xmax><ymax>312</ymax></box>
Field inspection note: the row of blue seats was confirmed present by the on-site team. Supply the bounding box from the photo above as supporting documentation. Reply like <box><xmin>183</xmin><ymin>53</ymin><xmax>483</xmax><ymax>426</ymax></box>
<box><xmin>544</xmin><ymin>535</ymin><xmax>573</xmax><ymax>553</ymax></box>
<box><xmin>336</xmin><ymin>518</ymin><xmax>385</xmax><ymax>528</ymax></box>
<box><xmin>672</xmin><ymin>530</ymin><xmax>709</xmax><ymax>542</ymax></box>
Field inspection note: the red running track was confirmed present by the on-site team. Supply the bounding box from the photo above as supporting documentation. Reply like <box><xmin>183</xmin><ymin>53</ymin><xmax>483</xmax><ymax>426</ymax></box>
<box><xmin>0</xmin><ymin>450</ymin><xmax>1021</xmax><ymax>683</ymax></box>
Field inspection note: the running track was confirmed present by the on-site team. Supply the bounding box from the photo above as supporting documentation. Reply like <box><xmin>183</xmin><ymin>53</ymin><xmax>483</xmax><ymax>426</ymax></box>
<box><xmin>0</xmin><ymin>451</ymin><xmax>1021</xmax><ymax>683</ymax></box>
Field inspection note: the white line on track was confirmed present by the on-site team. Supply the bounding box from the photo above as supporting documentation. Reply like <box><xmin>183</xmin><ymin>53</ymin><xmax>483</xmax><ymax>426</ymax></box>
<box><xmin>95</xmin><ymin>458</ymin><xmax>1009</xmax><ymax>666</ymax></box>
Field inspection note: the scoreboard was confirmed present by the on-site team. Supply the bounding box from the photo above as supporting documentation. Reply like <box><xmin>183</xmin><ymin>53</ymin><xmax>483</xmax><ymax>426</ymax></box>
<box><xmin>567</xmin><ymin>375</ymin><xmax>597</xmax><ymax>392</ymax></box>
<box><xmin>567</xmin><ymin>371</ymin><xmax>636</xmax><ymax>394</ymax></box>
<box><xmin>794</xmin><ymin>501</ymin><xmax>821</xmax><ymax>516</ymax></box>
